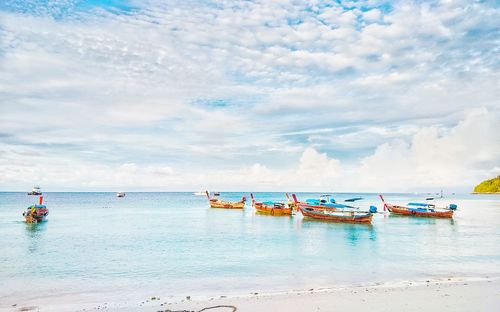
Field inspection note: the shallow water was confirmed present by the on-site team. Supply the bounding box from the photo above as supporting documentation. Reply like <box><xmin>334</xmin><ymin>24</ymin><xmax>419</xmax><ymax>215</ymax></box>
<box><xmin>1</xmin><ymin>192</ymin><xmax>499</xmax><ymax>303</ymax></box>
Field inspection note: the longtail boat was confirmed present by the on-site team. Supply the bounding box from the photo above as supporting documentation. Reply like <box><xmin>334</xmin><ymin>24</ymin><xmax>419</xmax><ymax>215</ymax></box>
<box><xmin>299</xmin><ymin>206</ymin><xmax>373</xmax><ymax>223</ymax></box>
<box><xmin>292</xmin><ymin>194</ymin><xmax>376</xmax><ymax>223</ymax></box>
<box><xmin>379</xmin><ymin>195</ymin><xmax>456</xmax><ymax>218</ymax></box>
<box><xmin>206</xmin><ymin>191</ymin><xmax>246</xmax><ymax>209</ymax></box>
<box><xmin>23</xmin><ymin>196</ymin><xmax>49</xmax><ymax>223</ymax></box>
<box><xmin>250</xmin><ymin>193</ymin><xmax>292</xmax><ymax>216</ymax></box>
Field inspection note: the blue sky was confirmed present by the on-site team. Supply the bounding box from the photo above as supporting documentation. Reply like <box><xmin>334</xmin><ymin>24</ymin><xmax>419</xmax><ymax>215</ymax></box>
<box><xmin>0</xmin><ymin>0</ymin><xmax>499</xmax><ymax>191</ymax></box>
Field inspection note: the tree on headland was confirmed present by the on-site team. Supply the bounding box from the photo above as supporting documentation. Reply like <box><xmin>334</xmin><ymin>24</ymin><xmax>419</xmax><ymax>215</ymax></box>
<box><xmin>473</xmin><ymin>176</ymin><xmax>500</xmax><ymax>193</ymax></box>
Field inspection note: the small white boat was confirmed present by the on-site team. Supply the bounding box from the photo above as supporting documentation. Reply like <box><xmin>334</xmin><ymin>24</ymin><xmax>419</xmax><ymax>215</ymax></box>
<box><xmin>27</xmin><ymin>186</ymin><xmax>42</xmax><ymax>196</ymax></box>
<box><xmin>116</xmin><ymin>192</ymin><xmax>126</xmax><ymax>198</ymax></box>
<box><xmin>193</xmin><ymin>191</ymin><xmax>206</xmax><ymax>196</ymax></box>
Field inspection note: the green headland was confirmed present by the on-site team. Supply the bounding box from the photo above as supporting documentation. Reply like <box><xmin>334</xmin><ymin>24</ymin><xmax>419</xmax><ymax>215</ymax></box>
<box><xmin>473</xmin><ymin>176</ymin><xmax>500</xmax><ymax>194</ymax></box>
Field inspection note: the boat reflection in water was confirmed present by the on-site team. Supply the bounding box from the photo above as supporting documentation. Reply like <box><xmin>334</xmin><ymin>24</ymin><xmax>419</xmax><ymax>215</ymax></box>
<box><xmin>24</xmin><ymin>221</ymin><xmax>48</xmax><ymax>254</ymax></box>
<box><xmin>299</xmin><ymin>217</ymin><xmax>377</xmax><ymax>246</ymax></box>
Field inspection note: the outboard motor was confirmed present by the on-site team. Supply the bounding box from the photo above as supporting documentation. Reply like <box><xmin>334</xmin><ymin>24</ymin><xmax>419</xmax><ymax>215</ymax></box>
<box><xmin>369</xmin><ymin>206</ymin><xmax>378</xmax><ymax>213</ymax></box>
<box><xmin>448</xmin><ymin>204</ymin><xmax>457</xmax><ymax>210</ymax></box>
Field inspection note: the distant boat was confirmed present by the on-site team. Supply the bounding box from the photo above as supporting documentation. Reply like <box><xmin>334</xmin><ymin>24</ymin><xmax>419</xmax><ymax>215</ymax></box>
<box><xmin>23</xmin><ymin>196</ymin><xmax>48</xmax><ymax>223</ymax></box>
<box><xmin>426</xmin><ymin>197</ymin><xmax>434</xmax><ymax>200</ymax></box>
<box><xmin>27</xmin><ymin>186</ymin><xmax>42</xmax><ymax>196</ymax></box>
<box><xmin>380</xmin><ymin>195</ymin><xmax>456</xmax><ymax>218</ymax></box>
<box><xmin>213</xmin><ymin>192</ymin><xmax>221</xmax><ymax>196</ymax></box>
<box><xmin>250</xmin><ymin>193</ymin><xmax>292</xmax><ymax>216</ymax></box>
<box><xmin>193</xmin><ymin>191</ymin><xmax>206</xmax><ymax>196</ymax></box>
<box><xmin>345</xmin><ymin>197</ymin><xmax>363</xmax><ymax>202</ymax></box>
<box><xmin>206</xmin><ymin>191</ymin><xmax>245</xmax><ymax>209</ymax></box>
<box><xmin>116</xmin><ymin>192</ymin><xmax>126</xmax><ymax>198</ymax></box>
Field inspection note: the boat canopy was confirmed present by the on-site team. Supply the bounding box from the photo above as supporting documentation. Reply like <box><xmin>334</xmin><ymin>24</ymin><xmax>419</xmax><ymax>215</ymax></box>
<box><xmin>408</xmin><ymin>207</ymin><xmax>432</xmax><ymax>212</ymax></box>
<box><xmin>306</xmin><ymin>199</ymin><xmax>333</xmax><ymax>205</ymax></box>
<box><xmin>329</xmin><ymin>203</ymin><xmax>349</xmax><ymax>208</ymax></box>
<box><xmin>306</xmin><ymin>199</ymin><xmax>318</xmax><ymax>204</ymax></box>
<box><xmin>345</xmin><ymin>197</ymin><xmax>363</xmax><ymax>202</ymax></box>
<box><xmin>307</xmin><ymin>194</ymin><xmax>337</xmax><ymax>204</ymax></box>
<box><xmin>28</xmin><ymin>205</ymin><xmax>46</xmax><ymax>209</ymax></box>
<box><xmin>305</xmin><ymin>198</ymin><xmax>347</xmax><ymax>208</ymax></box>
<box><xmin>407</xmin><ymin>202</ymin><xmax>429</xmax><ymax>207</ymax></box>
<box><xmin>262</xmin><ymin>201</ymin><xmax>282</xmax><ymax>205</ymax></box>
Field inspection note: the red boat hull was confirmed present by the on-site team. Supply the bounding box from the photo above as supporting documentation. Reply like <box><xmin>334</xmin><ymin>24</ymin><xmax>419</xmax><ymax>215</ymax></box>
<box><xmin>387</xmin><ymin>204</ymin><xmax>453</xmax><ymax>218</ymax></box>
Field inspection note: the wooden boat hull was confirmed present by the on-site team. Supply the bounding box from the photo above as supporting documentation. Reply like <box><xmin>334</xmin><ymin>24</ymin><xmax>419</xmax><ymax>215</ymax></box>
<box><xmin>255</xmin><ymin>203</ymin><xmax>292</xmax><ymax>216</ymax></box>
<box><xmin>24</xmin><ymin>215</ymin><xmax>47</xmax><ymax>223</ymax></box>
<box><xmin>300</xmin><ymin>207</ymin><xmax>372</xmax><ymax>223</ymax></box>
<box><xmin>23</xmin><ymin>206</ymin><xmax>49</xmax><ymax>223</ymax></box>
<box><xmin>207</xmin><ymin>191</ymin><xmax>245</xmax><ymax>209</ymax></box>
<box><xmin>297</xmin><ymin>203</ymin><xmax>340</xmax><ymax>211</ymax></box>
<box><xmin>387</xmin><ymin>204</ymin><xmax>453</xmax><ymax>218</ymax></box>
<box><xmin>209</xmin><ymin>201</ymin><xmax>245</xmax><ymax>209</ymax></box>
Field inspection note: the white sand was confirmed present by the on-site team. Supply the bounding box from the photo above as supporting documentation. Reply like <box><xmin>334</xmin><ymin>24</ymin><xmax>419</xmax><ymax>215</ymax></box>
<box><xmin>6</xmin><ymin>277</ymin><xmax>499</xmax><ymax>312</ymax></box>
<box><xmin>134</xmin><ymin>278</ymin><xmax>500</xmax><ymax>312</ymax></box>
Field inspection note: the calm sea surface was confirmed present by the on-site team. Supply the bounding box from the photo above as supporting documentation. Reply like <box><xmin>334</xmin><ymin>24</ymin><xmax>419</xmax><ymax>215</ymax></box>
<box><xmin>1</xmin><ymin>192</ymin><xmax>499</xmax><ymax>303</ymax></box>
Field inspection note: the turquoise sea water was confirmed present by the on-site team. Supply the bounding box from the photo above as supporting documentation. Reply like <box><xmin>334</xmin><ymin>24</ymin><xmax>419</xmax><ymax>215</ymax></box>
<box><xmin>1</xmin><ymin>192</ymin><xmax>499</xmax><ymax>305</ymax></box>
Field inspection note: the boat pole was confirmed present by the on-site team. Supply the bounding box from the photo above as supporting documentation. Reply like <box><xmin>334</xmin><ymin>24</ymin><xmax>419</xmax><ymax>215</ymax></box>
<box><xmin>379</xmin><ymin>194</ymin><xmax>387</xmax><ymax>211</ymax></box>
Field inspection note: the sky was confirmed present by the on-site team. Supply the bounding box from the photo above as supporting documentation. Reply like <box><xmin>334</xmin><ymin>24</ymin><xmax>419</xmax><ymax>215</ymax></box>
<box><xmin>0</xmin><ymin>0</ymin><xmax>499</xmax><ymax>192</ymax></box>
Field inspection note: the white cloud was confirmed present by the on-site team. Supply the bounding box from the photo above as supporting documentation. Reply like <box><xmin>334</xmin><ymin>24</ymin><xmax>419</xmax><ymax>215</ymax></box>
<box><xmin>0</xmin><ymin>0</ymin><xmax>499</xmax><ymax>191</ymax></box>
<box><xmin>357</xmin><ymin>108</ymin><xmax>500</xmax><ymax>191</ymax></box>
<box><xmin>296</xmin><ymin>147</ymin><xmax>341</xmax><ymax>185</ymax></box>
<box><xmin>363</xmin><ymin>9</ymin><xmax>381</xmax><ymax>23</ymax></box>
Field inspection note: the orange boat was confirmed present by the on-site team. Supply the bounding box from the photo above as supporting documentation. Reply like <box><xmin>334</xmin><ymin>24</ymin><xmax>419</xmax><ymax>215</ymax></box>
<box><xmin>206</xmin><ymin>191</ymin><xmax>246</xmax><ymax>209</ymax></box>
<box><xmin>250</xmin><ymin>193</ymin><xmax>292</xmax><ymax>216</ymax></box>
<box><xmin>379</xmin><ymin>195</ymin><xmax>456</xmax><ymax>218</ymax></box>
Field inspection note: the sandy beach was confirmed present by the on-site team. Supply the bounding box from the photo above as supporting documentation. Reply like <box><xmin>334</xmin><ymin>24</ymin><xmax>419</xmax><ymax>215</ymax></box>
<box><xmin>6</xmin><ymin>277</ymin><xmax>499</xmax><ymax>312</ymax></box>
